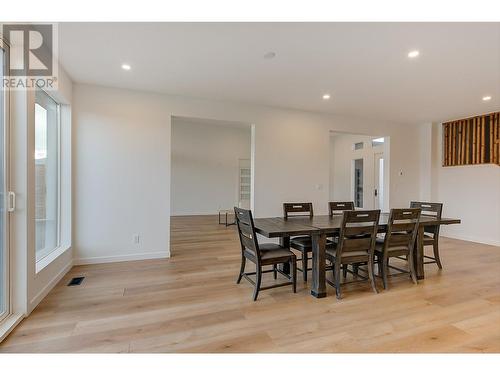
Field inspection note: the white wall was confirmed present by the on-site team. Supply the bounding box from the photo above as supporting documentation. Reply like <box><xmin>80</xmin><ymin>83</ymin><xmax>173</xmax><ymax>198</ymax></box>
<box><xmin>420</xmin><ymin>123</ymin><xmax>500</xmax><ymax>246</ymax></box>
<box><xmin>329</xmin><ymin>133</ymin><xmax>390</xmax><ymax>211</ymax></box>
<box><xmin>171</xmin><ymin>118</ymin><xmax>251</xmax><ymax>215</ymax></box>
<box><xmin>73</xmin><ymin>83</ymin><xmax>423</xmax><ymax>263</ymax></box>
<box><xmin>73</xmin><ymin>87</ymin><xmax>171</xmax><ymax>265</ymax></box>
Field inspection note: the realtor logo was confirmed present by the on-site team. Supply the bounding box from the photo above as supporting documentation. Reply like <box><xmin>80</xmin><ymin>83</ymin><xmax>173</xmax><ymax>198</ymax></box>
<box><xmin>1</xmin><ymin>23</ymin><xmax>58</xmax><ymax>89</ymax></box>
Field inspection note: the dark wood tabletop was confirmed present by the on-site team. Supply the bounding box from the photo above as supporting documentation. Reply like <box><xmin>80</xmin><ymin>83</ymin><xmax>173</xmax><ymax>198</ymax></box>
<box><xmin>253</xmin><ymin>213</ymin><xmax>461</xmax><ymax>298</ymax></box>
<box><xmin>254</xmin><ymin>214</ymin><xmax>461</xmax><ymax>237</ymax></box>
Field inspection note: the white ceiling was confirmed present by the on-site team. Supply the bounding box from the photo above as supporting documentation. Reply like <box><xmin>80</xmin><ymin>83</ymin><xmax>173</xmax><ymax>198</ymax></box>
<box><xmin>59</xmin><ymin>22</ymin><xmax>500</xmax><ymax>125</ymax></box>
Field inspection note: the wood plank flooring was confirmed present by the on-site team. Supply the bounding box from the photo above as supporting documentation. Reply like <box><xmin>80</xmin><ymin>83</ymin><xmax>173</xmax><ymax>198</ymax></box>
<box><xmin>1</xmin><ymin>215</ymin><xmax>499</xmax><ymax>352</ymax></box>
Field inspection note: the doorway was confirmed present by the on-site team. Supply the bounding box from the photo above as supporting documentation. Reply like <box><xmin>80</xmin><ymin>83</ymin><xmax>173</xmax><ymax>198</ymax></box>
<box><xmin>329</xmin><ymin>132</ymin><xmax>389</xmax><ymax>210</ymax></box>
<box><xmin>170</xmin><ymin>116</ymin><xmax>253</xmax><ymax>255</ymax></box>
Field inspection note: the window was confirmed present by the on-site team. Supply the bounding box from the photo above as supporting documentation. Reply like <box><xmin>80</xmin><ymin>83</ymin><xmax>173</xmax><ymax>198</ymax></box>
<box><xmin>354</xmin><ymin>159</ymin><xmax>363</xmax><ymax>208</ymax></box>
<box><xmin>353</xmin><ymin>142</ymin><xmax>364</xmax><ymax>150</ymax></box>
<box><xmin>372</xmin><ymin>137</ymin><xmax>385</xmax><ymax>147</ymax></box>
<box><xmin>0</xmin><ymin>44</ymin><xmax>8</xmax><ymax>321</ymax></box>
<box><xmin>35</xmin><ymin>89</ymin><xmax>60</xmax><ymax>262</ymax></box>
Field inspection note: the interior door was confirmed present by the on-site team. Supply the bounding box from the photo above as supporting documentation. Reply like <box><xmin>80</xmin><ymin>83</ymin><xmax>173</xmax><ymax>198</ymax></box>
<box><xmin>374</xmin><ymin>152</ymin><xmax>384</xmax><ymax>210</ymax></box>
<box><xmin>0</xmin><ymin>43</ymin><xmax>9</xmax><ymax>322</ymax></box>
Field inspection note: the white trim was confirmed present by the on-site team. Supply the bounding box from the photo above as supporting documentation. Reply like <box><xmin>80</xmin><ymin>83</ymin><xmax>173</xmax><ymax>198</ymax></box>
<box><xmin>29</xmin><ymin>258</ymin><xmax>73</xmax><ymax>309</ymax></box>
<box><xmin>0</xmin><ymin>42</ymin><xmax>11</xmax><ymax>325</ymax></box>
<box><xmin>74</xmin><ymin>251</ymin><xmax>170</xmax><ymax>265</ymax></box>
<box><xmin>441</xmin><ymin>235</ymin><xmax>500</xmax><ymax>247</ymax></box>
<box><xmin>171</xmin><ymin>212</ymin><xmax>230</xmax><ymax>217</ymax></box>
<box><xmin>35</xmin><ymin>244</ymin><xmax>71</xmax><ymax>273</ymax></box>
<box><xmin>0</xmin><ymin>313</ymin><xmax>24</xmax><ymax>343</ymax></box>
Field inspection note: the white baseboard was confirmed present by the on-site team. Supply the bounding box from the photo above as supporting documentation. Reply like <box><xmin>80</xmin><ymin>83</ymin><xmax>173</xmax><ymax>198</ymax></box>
<box><xmin>442</xmin><ymin>234</ymin><xmax>500</xmax><ymax>247</ymax></box>
<box><xmin>29</xmin><ymin>259</ymin><xmax>74</xmax><ymax>313</ymax></box>
<box><xmin>74</xmin><ymin>251</ymin><xmax>170</xmax><ymax>265</ymax></box>
<box><xmin>171</xmin><ymin>213</ymin><xmax>219</xmax><ymax>217</ymax></box>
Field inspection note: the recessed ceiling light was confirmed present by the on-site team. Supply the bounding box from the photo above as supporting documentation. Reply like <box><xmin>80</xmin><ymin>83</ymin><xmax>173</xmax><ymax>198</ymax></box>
<box><xmin>121</xmin><ymin>63</ymin><xmax>131</xmax><ymax>71</ymax></box>
<box><xmin>408</xmin><ymin>50</ymin><xmax>420</xmax><ymax>58</ymax></box>
<box><xmin>322</xmin><ymin>94</ymin><xmax>331</xmax><ymax>100</ymax></box>
<box><xmin>263</xmin><ymin>52</ymin><xmax>276</xmax><ymax>59</ymax></box>
<box><xmin>482</xmin><ymin>96</ymin><xmax>492</xmax><ymax>101</ymax></box>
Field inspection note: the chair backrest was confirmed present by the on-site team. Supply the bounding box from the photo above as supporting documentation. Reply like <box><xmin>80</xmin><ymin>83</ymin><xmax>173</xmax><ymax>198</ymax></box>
<box><xmin>329</xmin><ymin>201</ymin><xmax>355</xmax><ymax>216</ymax></box>
<box><xmin>283</xmin><ymin>202</ymin><xmax>313</xmax><ymax>219</ymax></box>
<box><xmin>382</xmin><ymin>208</ymin><xmax>421</xmax><ymax>255</ymax></box>
<box><xmin>234</xmin><ymin>207</ymin><xmax>261</xmax><ymax>261</ymax></box>
<box><xmin>336</xmin><ymin>210</ymin><xmax>380</xmax><ymax>259</ymax></box>
<box><xmin>410</xmin><ymin>201</ymin><xmax>443</xmax><ymax>236</ymax></box>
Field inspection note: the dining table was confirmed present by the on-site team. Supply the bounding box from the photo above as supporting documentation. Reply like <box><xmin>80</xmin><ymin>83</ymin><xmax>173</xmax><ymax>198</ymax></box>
<box><xmin>253</xmin><ymin>213</ymin><xmax>461</xmax><ymax>298</ymax></box>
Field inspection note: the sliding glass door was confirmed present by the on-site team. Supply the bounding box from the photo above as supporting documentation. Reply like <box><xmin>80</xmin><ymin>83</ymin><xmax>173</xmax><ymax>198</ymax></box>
<box><xmin>0</xmin><ymin>43</ymin><xmax>9</xmax><ymax>322</ymax></box>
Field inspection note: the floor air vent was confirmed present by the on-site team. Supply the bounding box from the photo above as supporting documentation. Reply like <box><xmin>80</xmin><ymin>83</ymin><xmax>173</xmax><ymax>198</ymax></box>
<box><xmin>68</xmin><ymin>277</ymin><xmax>85</xmax><ymax>286</ymax></box>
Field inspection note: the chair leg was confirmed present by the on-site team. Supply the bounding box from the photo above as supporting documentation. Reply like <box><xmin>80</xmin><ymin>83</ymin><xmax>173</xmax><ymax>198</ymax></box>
<box><xmin>335</xmin><ymin>262</ymin><xmax>342</xmax><ymax>299</ymax></box>
<box><xmin>236</xmin><ymin>255</ymin><xmax>246</xmax><ymax>284</ymax></box>
<box><xmin>382</xmin><ymin>255</ymin><xmax>389</xmax><ymax>290</ymax></box>
<box><xmin>342</xmin><ymin>264</ymin><xmax>348</xmax><ymax>280</ymax></box>
<box><xmin>368</xmin><ymin>257</ymin><xmax>378</xmax><ymax>294</ymax></box>
<box><xmin>407</xmin><ymin>250</ymin><xmax>418</xmax><ymax>284</ymax></box>
<box><xmin>433</xmin><ymin>242</ymin><xmax>443</xmax><ymax>269</ymax></box>
<box><xmin>273</xmin><ymin>264</ymin><xmax>277</xmax><ymax>279</ymax></box>
<box><xmin>302</xmin><ymin>250</ymin><xmax>308</xmax><ymax>282</ymax></box>
<box><xmin>253</xmin><ymin>265</ymin><xmax>262</xmax><ymax>301</ymax></box>
<box><xmin>353</xmin><ymin>264</ymin><xmax>359</xmax><ymax>278</ymax></box>
<box><xmin>291</xmin><ymin>257</ymin><xmax>297</xmax><ymax>293</ymax></box>
<box><xmin>331</xmin><ymin>258</ymin><xmax>336</xmax><ymax>280</ymax></box>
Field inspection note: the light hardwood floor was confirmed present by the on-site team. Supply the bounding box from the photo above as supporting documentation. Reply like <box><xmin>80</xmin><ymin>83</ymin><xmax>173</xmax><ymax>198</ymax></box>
<box><xmin>1</xmin><ymin>215</ymin><xmax>499</xmax><ymax>353</ymax></box>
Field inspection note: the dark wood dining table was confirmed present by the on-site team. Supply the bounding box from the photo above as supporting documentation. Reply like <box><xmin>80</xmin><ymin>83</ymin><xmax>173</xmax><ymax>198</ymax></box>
<box><xmin>253</xmin><ymin>213</ymin><xmax>461</xmax><ymax>298</ymax></box>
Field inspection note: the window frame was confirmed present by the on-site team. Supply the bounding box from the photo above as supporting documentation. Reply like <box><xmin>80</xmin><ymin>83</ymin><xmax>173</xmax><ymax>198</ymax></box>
<box><xmin>34</xmin><ymin>88</ymin><xmax>62</xmax><ymax>266</ymax></box>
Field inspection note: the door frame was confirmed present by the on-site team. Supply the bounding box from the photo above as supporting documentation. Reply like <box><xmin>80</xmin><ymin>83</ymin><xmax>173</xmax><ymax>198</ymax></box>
<box><xmin>373</xmin><ymin>152</ymin><xmax>384</xmax><ymax>210</ymax></box>
<box><xmin>0</xmin><ymin>38</ymin><xmax>11</xmax><ymax>323</ymax></box>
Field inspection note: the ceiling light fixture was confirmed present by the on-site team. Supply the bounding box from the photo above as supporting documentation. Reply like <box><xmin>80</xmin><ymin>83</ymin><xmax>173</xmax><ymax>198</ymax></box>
<box><xmin>322</xmin><ymin>94</ymin><xmax>331</xmax><ymax>100</ymax></box>
<box><xmin>263</xmin><ymin>52</ymin><xmax>276</xmax><ymax>59</ymax></box>
<box><xmin>121</xmin><ymin>63</ymin><xmax>131</xmax><ymax>71</ymax></box>
<box><xmin>407</xmin><ymin>50</ymin><xmax>420</xmax><ymax>58</ymax></box>
<box><xmin>482</xmin><ymin>96</ymin><xmax>492</xmax><ymax>101</ymax></box>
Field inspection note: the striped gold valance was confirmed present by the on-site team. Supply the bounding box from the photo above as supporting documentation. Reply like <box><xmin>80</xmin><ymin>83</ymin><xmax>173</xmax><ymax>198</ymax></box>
<box><xmin>443</xmin><ymin>111</ymin><xmax>500</xmax><ymax>167</ymax></box>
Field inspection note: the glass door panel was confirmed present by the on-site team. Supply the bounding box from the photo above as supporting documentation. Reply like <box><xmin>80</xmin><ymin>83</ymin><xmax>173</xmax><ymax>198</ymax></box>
<box><xmin>0</xmin><ymin>46</ymin><xmax>8</xmax><ymax>321</ymax></box>
<box><xmin>353</xmin><ymin>158</ymin><xmax>363</xmax><ymax>208</ymax></box>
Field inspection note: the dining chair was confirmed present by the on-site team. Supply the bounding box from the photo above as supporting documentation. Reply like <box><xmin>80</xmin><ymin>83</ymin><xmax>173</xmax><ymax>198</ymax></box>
<box><xmin>410</xmin><ymin>201</ymin><xmax>444</xmax><ymax>269</ymax></box>
<box><xmin>328</xmin><ymin>201</ymin><xmax>355</xmax><ymax>216</ymax></box>
<box><xmin>325</xmin><ymin>210</ymin><xmax>380</xmax><ymax>299</ymax></box>
<box><xmin>328</xmin><ymin>201</ymin><xmax>355</xmax><ymax>277</ymax></box>
<box><xmin>375</xmin><ymin>208</ymin><xmax>421</xmax><ymax>289</ymax></box>
<box><xmin>283</xmin><ymin>202</ymin><xmax>314</xmax><ymax>282</ymax></box>
<box><xmin>235</xmin><ymin>207</ymin><xmax>297</xmax><ymax>301</ymax></box>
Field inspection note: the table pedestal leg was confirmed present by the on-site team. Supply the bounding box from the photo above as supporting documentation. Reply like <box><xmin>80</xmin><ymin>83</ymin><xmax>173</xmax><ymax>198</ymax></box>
<box><xmin>279</xmin><ymin>236</ymin><xmax>290</xmax><ymax>275</ymax></box>
<box><xmin>311</xmin><ymin>233</ymin><xmax>327</xmax><ymax>298</ymax></box>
